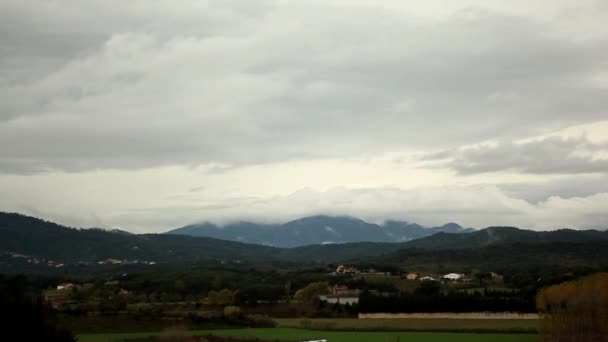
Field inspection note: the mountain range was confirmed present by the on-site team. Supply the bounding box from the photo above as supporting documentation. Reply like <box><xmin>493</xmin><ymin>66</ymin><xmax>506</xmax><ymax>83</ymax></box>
<box><xmin>1</xmin><ymin>212</ymin><xmax>608</xmax><ymax>271</ymax></box>
<box><xmin>166</xmin><ymin>215</ymin><xmax>475</xmax><ymax>247</ymax></box>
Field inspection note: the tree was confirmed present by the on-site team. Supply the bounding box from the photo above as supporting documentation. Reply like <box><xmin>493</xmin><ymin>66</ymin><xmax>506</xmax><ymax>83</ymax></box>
<box><xmin>207</xmin><ymin>288</ymin><xmax>237</xmax><ymax>305</ymax></box>
<box><xmin>294</xmin><ymin>282</ymin><xmax>329</xmax><ymax>303</ymax></box>
<box><xmin>414</xmin><ymin>280</ymin><xmax>441</xmax><ymax>296</ymax></box>
<box><xmin>474</xmin><ymin>272</ymin><xmax>492</xmax><ymax>287</ymax></box>
<box><xmin>0</xmin><ymin>275</ymin><xmax>75</xmax><ymax>342</ymax></box>
<box><xmin>284</xmin><ymin>280</ymin><xmax>292</xmax><ymax>303</ymax></box>
<box><xmin>537</xmin><ymin>272</ymin><xmax>608</xmax><ymax>341</ymax></box>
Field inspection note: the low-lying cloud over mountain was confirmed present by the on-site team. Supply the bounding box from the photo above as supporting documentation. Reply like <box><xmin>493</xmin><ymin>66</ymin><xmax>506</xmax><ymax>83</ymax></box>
<box><xmin>166</xmin><ymin>215</ymin><xmax>474</xmax><ymax>247</ymax></box>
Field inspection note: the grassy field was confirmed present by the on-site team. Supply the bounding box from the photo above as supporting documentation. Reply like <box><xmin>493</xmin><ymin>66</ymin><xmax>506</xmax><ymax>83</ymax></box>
<box><xmin>276</xmin><ymin>318</ymin><xmax>538</xmax><ymax>333</ymax></box>
<box><xmin>78</xmin><ymin>327</ymin><xmax>538</xmax><ymax>342</ymax></box>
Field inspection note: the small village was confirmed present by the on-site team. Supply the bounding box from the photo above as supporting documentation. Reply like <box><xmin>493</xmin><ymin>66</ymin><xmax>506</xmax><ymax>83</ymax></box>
<box><xmin>321</xmin><ymin>265</ymin><xmax>505</xmax><ymax>306</ymax></box>
<box><xmin>1</xmin><ymin>251</ymin><xmax>158</xmax><ymax>268</ymax></box>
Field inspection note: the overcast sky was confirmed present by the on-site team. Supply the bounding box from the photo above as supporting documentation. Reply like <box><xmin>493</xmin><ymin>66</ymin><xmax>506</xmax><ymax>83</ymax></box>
<box><xmin>1</xmin><ymin>0</ymin><xmax>607</xmax><ymax>232</ymax></box>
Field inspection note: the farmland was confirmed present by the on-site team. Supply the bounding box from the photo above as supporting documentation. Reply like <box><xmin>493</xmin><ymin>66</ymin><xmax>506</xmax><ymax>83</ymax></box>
<box><xmin>276</xmin><ymin>317</ymin><xmax>538</xmax><ymax>333</ymax></box>
<box><xmin>78</xmin><ymin>327</ymin><xmax>538</xmax><ymax>342</ymax></box>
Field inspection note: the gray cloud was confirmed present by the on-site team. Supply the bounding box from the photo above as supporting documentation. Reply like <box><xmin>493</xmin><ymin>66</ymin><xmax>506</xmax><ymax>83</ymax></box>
<box><xmin>428</xmin><ymin>136</ymin><xmax>608</xmax><ymax>174</ymax></box>
<box><xmin>500</xmin><ymin>174</ymin><xmax>608</xmax><ymax>203</ymax></box>
<box><xmin>22</xmin><ymin>185</ymin><xmax>607</xmax><ymax>232</ymax></box>
<box><xmin>1</xmin><ymin>1</ymin><xmax>608</xmax><ymax>232</ymax></box>
<box><xmin>0</xmin><ymin>1</ymin><xmax>607</xmax><ymax>173</ymax></box>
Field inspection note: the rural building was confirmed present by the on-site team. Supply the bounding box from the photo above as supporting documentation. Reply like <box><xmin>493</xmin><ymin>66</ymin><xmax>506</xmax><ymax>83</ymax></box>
<box><xmin>419</xmin><ymin>276</ymin><xmax>436</xmax><ymax>281</ymax></box>
<box><xmin>319</xmin><ymin>294</ymin><xmax>359</xmax><ymax>305</ymax></box>
<box><xmin>56</xmin><ymin>283</ymin><xmax>74</xmax><ymax>290</ymax></box>
<box><xmin>406</xmin><ymin>273</ymin><xmax>419</xmax><ymax>280</ymax></box>
<box><xmin>442</xmin><ymin>273</ymin><xmax>464</xmax><ymax>281</ymax></box>
<box><xmin>490</xmin><ymin>272</ymin><xmax>504</xmax><ymax>282</ymax></box>
<box><xmin>331</xmin><ymin>284</ymin><xmax>350</xmax><ymax>295</ymax></box>
<box><xmin>335</xmin><ymin>265</ymin><xmax>359</xmax><ymax>274</ymax></box>
<box><xmin>320</xmin><ymin>285</ymin><xmax>361</xmax><ymax>305</ymax></box>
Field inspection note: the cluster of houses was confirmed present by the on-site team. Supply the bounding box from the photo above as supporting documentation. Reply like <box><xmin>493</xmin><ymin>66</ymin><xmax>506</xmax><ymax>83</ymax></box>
<box><xmin>2</xmin><ymin>252</ymin><xmax>158</xmax><ymax>267</ymax></box>
<box><xmin>332</xmin><ymin>265</ymin><xmax>503</xmax><ymax>284</ymax></box>
<box><xmin>406</xmin><ymin>272</ymin><xmax>503</xmax><ymax>283</ymax></box>
<box><xmin>405</xmin><ymin>272</ymin><xmax>468</xmax><ymax>282</ymax></box>
<box><xmin>55</xmin><ymin>281</ymin><xmax>130</xmax><ymax>294</ymax></box>
<box><xmin>333</xmin><ymin>265</ymin><xmax>392</xmax><ymax>277</ymax></box>
<box><xmin>96</xmin><ymin>258</ymin><xmax>156</xmax><ymax>265</ymax></box>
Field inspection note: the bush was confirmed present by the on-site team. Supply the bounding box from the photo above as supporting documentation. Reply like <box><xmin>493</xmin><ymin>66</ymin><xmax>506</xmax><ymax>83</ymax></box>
<box><xmin>299</xmin><ymin>318</ymin><xmax>313</xmax><ymax>329</ymax></box>
<box><xmin>246</xmin><ymin>314</ymin><xmax>277</xmax><ymax>328</ymax></box>
<box><xmin>298</xmin><ymin>318</ymin><xmax>337</xmax><ymax>331</ymax></box>
<box><xmin>223</xmin><ymin>305</ymin><xmax>241</xmax><ymax>319</ymax></box>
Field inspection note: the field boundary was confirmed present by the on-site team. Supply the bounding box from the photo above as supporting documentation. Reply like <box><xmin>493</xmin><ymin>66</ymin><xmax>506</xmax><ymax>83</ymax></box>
<box><xmin>359</xmin><ymin>312</ymin><xmax>539</xmax><ymax>320</ymax></box>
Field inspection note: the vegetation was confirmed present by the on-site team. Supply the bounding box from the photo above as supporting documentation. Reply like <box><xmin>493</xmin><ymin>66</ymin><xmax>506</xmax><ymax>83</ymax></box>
<box><xmin>0</xmin><ymin>274</ymin><xmax>75</xmax><ymax>342</ymax></box>
<box><xmin>78</xmin><ymin>328</ymin><xmax>538</xmax><ymax>342</ymax></box>
<box><xmin>277</xmin><ymin>318</ymin><xmax>538</xmax><ymax>333</ymax></box>
<box><xmin>359</xmin><ymin>286</ymin><xmax>536</xmax><ymax>313</ymax></box>
<box><xmin>537</xmin><ymin>272</ymin><xmax>608</xmax><ymax>341</ymax></box>
<box><xmin>5</xmin><ymin>212</ymin><xmax>608</xmax><ymax>341</ymax></box>
<box><xmin>3</xmin><ymin>212</ymin><xmax>608</xmax><ymax>269</ymax></box>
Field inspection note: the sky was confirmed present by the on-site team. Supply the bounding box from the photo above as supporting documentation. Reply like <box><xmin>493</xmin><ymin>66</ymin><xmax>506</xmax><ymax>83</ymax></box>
<box><xmin>1</xmin><ymin>0</ymin><xmax>607</xmax><ymax>232</ymax></box>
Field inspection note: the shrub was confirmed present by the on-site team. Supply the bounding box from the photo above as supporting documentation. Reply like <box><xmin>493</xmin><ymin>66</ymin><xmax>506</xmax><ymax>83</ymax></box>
<box><xmin>246</xmin><ymin>314</ymin><xmax>277</xmax><ymax>328</ymax></box>
<box><xmin>223</xmin><ymin>305</ymin><xmax>241</xmax><ymax>319</ymax></box>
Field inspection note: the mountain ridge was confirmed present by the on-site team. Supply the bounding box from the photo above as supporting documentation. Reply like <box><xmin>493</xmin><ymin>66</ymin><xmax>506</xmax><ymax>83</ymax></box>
<box><xmin>166</xmin><ymin>215</ymin><xmax>475</xmax><ymax>247</ymax></box>
<box><xmin>2</xmin><ymin>212</ymin><xmax>608</xmax><ymax>267</ymax></box>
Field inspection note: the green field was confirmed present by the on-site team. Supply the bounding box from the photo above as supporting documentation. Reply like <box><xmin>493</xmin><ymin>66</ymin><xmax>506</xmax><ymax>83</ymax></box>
<box><xmin>276</xmin><ymin>318</ymin><xmax>538</xmax><ymax>333</ymax></box>
<box><xmin>78</xmin><ymin>327</ymin><xmax>538</xmax><ymax>342</ymax></box>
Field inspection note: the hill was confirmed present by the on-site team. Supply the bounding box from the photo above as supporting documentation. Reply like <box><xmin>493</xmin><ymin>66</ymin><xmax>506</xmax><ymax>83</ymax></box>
<box><xmin>2</xmin><ymin>212</ymin><xmax>608</xmax><ymax>271</ymax></box>
<box><xmin>364</xmin><ymin>241</ymin><xmax>608</xmax><ymax>273</ymax></box>
<box><xmin>0</xmin><ymin>212</ymin><xmax>413</xmax><ymax>265</ymax></box>
<box><xmin>0</xmin><ymin>212</ymin><xmax>279</xmax><ymax>264</ymax></box>
<box><xmin>399</xmin><ymin>226</ymin><xmax>608</xmax><ymax>250</ymax></box>
<box><xmin>166</xmin><ymin>215</ymin><xmax>474</xmax><ymax>247</ymax></box>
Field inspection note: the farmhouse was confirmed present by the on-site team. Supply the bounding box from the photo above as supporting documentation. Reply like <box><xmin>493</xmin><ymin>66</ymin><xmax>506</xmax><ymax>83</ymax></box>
<box><xmin>331</xmin><ymin>285</ymin><xmax>351</xmax><ymax>295</ymax></box>
<box><xmin>335</xmin><ymin>265</ymin><xmax>359</xmax><ymax>274</ymax></box>
<box><xmin>442</xmin><ymin>273</ymin><xmax>464</xmax><ymax>281</ymax></box>
<box><xmin>56</xmin><ymin>283</ymin><xmax>74</xmax><ymax>290</ymax></box>
<box><xmin>319</xmin><ymin>294</ymin><xmax>359</xmax><ymax>305</ymax></box>
<box><xmin>319</xmin><ymin>285</ymin><xmax>361</xmax><ymax>305</ymax></box>
<box><xmin>406</xmin><ymin>273</ymin><xmax>419</xmax><ymax>280</ymax></box>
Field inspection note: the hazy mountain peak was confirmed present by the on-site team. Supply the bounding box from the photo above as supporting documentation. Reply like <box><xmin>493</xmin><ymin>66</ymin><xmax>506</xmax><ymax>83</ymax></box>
<box><xmin>166</xmin><ymin>215</ymin><xmax>472</xmax><ymax>247</ymax></box>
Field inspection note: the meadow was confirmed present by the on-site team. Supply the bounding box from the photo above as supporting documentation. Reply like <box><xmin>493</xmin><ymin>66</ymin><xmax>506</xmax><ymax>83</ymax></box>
<box><xmin>276</xmin><ymin>317</ymin><xmax>538</xmax><ymax>333</ymax></box>
<box><xmin>78</xmin><ymin>327</ymin><xmax>538</xmax><ymax>342</ymax></box>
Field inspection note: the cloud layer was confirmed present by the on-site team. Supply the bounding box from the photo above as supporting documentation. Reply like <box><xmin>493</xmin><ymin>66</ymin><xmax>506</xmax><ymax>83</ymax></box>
<box><xmin>427</xmin><ymin>136</ymin><xmax>608</xmax><ymax>174</ymax></box>
<box><xmin>0</xmin><ymin>0</ymin><xmax>607</xmax><ymax>231</ymax></box>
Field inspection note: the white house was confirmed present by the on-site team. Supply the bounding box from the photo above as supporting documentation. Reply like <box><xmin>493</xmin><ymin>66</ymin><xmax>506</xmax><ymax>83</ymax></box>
<box><xmin>56</xmin><ymin>283</ymin><xmax>74</xmax><ymax>290</ymax></box>
<box><xmin>442</xmin><ymin>273</ymin><xmax>464</xmax><ymax>281</ymax></box>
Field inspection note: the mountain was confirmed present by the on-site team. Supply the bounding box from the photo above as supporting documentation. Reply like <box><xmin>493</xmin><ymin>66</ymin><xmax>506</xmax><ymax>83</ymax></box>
<box><xmin>365</xmin><ymin>241</ymin><xmax>608</xmax><ymax>273</ymax></box>
<box><xmin>359</xmin><ymin>226</ymin><xmax>608</xmax><ymax>272</ymax></box>
<box><xmin>166</xmin><ymin>215</ymin><xmax>475</xmax><ymax>247</ymax></box>
<box><xmin>0</xmin><ymin>212</ymin><xmax>412</xmax><ymax>265</ymax></box>
<box><xmin>399</xmin><ymin>226</ymin><xmax>608</xmax><ymax>250</ymax></box>
<box><xmin>0</xmin><ymin>212</ymin><xmax>280</xmax><ymax>264</ymax></box>
<box><xmin>2</xmin><ymin>212</ymin><xmax>608</xmax><ymax>271</ymax></box>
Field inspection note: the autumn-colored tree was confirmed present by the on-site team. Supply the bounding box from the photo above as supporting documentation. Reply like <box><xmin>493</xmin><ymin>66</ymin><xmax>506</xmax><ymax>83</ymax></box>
<box><xmin>293</xmin><ymin>281</ymin><xmax>329</xmax><ymax>303</ymax></box>
<box><xmin>537</xmin><ymin>272</ymin><xmax>608</xmax><ymax>342</ymax></box>
<box><xmin>207</xmin><ymin>288</ymin><xmax>237</xmax><ymax>305</ymax></box>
